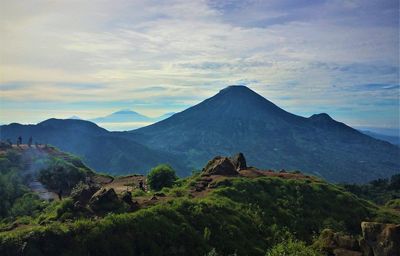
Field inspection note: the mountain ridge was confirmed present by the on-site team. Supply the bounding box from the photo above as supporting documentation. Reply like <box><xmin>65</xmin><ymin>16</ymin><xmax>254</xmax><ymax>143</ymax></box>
<box><xmin>0</xmin><ymin>118</ymin><xmax>186</xmax><ymax>175</ymax></box>
<box><xmin>1</xmin><ymin>85</ymin><xmax>398</xmax><ymax>182</ymax></box>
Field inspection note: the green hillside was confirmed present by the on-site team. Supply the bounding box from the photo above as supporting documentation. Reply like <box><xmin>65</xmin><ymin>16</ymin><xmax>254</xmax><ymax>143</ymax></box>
<box><xmin>0</xmin><ymin>145</ymin><xmax>398</xmax><ymax>256</ymax></box>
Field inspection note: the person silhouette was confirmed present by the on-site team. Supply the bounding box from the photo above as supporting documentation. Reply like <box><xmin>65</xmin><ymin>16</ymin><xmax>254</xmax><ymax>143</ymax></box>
<box><xmin>138</xmin><ymin>180</ymin><xmax>145</xmax><ymax>191</ymax></box>
<box><xmin>17</xmin><ymin>136</ymin><xmax>22</xmax><ymax>147</ymax></box>
<box><xmin>28</xmin><ymin>137</ymin><xmax>33</xmax><ymax>147</ymax></box>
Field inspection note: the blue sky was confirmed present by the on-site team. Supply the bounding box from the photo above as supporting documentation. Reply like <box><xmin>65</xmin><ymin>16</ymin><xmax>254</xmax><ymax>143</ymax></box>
<box><xmin>0</xmin><ymin>0</ymin><xmax>399</xmax><ymax>130</ymax></box>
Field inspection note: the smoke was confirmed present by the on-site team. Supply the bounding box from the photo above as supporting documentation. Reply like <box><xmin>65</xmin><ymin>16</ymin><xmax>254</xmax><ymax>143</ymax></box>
<box><xmin>20</xmin><ymin>147</ymin><xmax>58</xmax><ymax>200</ymax></box>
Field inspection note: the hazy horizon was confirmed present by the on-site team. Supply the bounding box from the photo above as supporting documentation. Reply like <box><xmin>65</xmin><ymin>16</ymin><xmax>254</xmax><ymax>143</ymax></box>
<box><xmin>1</xmin><ymin>85</ymin><xmax>399</xmax><ymax>137</ymax></box>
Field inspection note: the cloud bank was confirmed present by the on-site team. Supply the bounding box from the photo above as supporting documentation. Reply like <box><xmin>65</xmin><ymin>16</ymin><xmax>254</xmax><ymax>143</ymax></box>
<box><xmin>0</xmin><ymin>0</ymin><xmax>398</xmax><ymax>129</ymax></box>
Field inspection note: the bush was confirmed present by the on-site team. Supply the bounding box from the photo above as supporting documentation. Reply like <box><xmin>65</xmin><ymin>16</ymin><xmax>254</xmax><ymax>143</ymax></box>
<box><xmin>168</xmin><ymin>187</ymin><xmax>187</xmax><ymax>197</ymax></box>
<box><xmin>131</xmin><ymin>189</ymin><xmax>146</xmax><ymax>197</ymax></box>
<box><xmin>266</xmin><ymin>239</ymin><xmax>322</xmax><ymax>256</ymax></box>
<box><xmin>385</xmin><ymin>199</ymin><xmax>400</xmax><ymax>210</ymax></box>
<box><xmin>147</xmin><ymin>164</ymin><xmax>177</xmax><ymax>191</ymax></box>
<box><xmin>10</xmin><ymin>193</ymin><xmax>47</xmax><ymax>217</ymax></box>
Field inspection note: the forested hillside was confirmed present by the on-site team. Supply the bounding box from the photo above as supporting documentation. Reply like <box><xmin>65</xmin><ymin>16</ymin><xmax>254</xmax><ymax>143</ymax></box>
<box><xmin>0</xmin><ymin>145</ymin><xmax>398</xmax><ymax>255</ymax></box>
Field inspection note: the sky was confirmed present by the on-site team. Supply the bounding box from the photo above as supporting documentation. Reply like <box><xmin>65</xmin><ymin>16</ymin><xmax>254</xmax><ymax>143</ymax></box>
<box><xmin>0</xmin><ymin>0</ymin><xmax>399</xmax><ymax>132</ymax></box>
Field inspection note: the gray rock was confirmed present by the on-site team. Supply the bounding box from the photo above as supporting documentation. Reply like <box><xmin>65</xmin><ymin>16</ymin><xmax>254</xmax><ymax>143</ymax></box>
<box><xmin>71</xmin><ymin>182</ymin><xmax>100</xmax><ymax>206</ymax></box>
<box><xmin>360</xmin><ymin>222</ymin><xmax>400</xmax><ymax>256</ymax></box>
<box><xmin>88</xmin><ymin>188</ymin><xmax>121</xmax><ymax>213</ymax></box>
<box><xmin>202</xmin><ymin>156</ymin><xmax>239</xmax><ymax>176</ymax></box>
<box><xmin>230</xmin><ymin>153</ymin><xmax>247</xmax><ymax>171</ymax></box>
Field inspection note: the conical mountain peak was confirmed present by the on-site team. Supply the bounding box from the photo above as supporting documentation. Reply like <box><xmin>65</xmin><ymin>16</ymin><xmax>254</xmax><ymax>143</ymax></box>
<box><xmin>217</xmin><ymin>85</ymin><xmax>264</xmax><ymax>99</ymax></box>
<box><xmin>219</xmin><ymin>85</ymin><xmax>253</xmax><ymax>93</ymax></box>
<box><xmin>309</xmin><ymin>113</ymin><xmax>333</xmax><ymax>120</ymax></box>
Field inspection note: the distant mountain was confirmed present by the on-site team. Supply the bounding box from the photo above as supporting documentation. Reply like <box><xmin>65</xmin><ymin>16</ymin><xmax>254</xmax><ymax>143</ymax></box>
<box><xmin>67</xmin><ymin>115</ymin><xmax>82</xmax><ymax>120</ymax></box>
<box><xmin>91</xmin><ymin>109</ymin><xmax>151</xmax><ymax>123</ymax></box>
<box><xmin>0</xmin><ymin>118</ymin><xmax>185</xmax><ymax>175</ymax></box>
<box><xmin>91</xmin><ymin>109</ymin><xmax>175</xmax><ymax>123</ymax></box>
<box><xmin>360</xmin><ymin>130</ymin><xmax>400</xmax><ymax>146</ymax></box>
<box><xmin>129</xmin><ymin>85</ymin><xmax>400</xmax><ymax>183</ymax></box>
<box><xmin>89</xmin><ymin>110</ymin><xmax>175</xmax><ymax>131</ymax></box>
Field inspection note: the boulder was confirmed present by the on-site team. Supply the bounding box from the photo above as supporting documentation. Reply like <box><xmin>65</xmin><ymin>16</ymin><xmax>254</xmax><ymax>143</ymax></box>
<box><xmin>230</xmin><ymin>153</ymin><xmax>247</xmax><ymax>171</ymax></box>
<box><xmin>121</xmin><ymin>191</ymin><xmax>133</xmax><ymax>204</ymax></box>
<box><xmin>316</xmin><ymin>229</ymin><xmax>360</xmax><ymax>255</ymax></box>
<box><xmin>336</xmin><ymin>234</ymin><xmax>359</xmax><ymax>251</ymax></box>
<box><xmin>71</xmin><ymin>182</ymin><xmax>100</xmax><ymax>206</ymax></box>
<box><xmin>202</xmin><ymin>156</ymin><xmax>239</xmax><ymax>176</ymax></box>
<box><xmin>120</xmin><ymin>191</ymin><xmax>139</xmax><ymax>211</ymax></box>
<box><xmin>88</xmin><ymin>188</ymin><xmax>121</xmax><ymax>213</ymax></box>
<box><xmin>360</xmin><ymin>222</ymin><xmax>400</xmax><ymax>256</ymax></box>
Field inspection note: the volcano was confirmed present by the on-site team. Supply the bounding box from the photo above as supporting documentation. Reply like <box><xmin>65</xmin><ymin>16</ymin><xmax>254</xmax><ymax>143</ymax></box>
<box><xmin>129</xmin><ymin>85</ymin><xmax>399</xmax><ymax>183</ymax></box>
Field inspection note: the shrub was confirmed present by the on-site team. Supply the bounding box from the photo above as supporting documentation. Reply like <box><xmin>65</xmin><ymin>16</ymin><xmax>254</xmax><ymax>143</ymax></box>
<box><xmin>385</xmin><ymin>199</ymin><xmax>400</xmax><ymax>210</ymax></box>
<box><xmin>131</xmin><ymin>189</ymin><xmax>146</xmax><ymax>197</ymax></box>
<box><xmin>10</xmin><ymin>193</ymin><xmax>47</xmax><ymax>217</ymax></box>
<box><xmin>168</xmin><ymin>187</ymin><xmax>187</xmax><ymax>197</ymax></box>
<box><xmin>56</xmin><ymin>199</ymin><xmax>75</xmax><ymax>219</ymax></box>
<box><xmin>147</xmin><ymin>164</ymin><xmax>177</xmax><ymax>191</ymax></box>
<box><xmin>266</xmin><ymin>239</ymin><xmax>322</xmax><ymax>256</ymax></box>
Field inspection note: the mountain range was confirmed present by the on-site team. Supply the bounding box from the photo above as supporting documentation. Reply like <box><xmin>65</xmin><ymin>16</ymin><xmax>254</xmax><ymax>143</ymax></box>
<box><xmin>1</xmin><ymin>85</ymin><xmax>399</xmax><ymax>183</ymax></box>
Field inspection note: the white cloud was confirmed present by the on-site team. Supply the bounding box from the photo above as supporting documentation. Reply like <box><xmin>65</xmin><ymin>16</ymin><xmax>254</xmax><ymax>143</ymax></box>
<box><xmin>0</xmin><ymin>0</ymin><xmax>398</xmax><ymax>128</ymax></box>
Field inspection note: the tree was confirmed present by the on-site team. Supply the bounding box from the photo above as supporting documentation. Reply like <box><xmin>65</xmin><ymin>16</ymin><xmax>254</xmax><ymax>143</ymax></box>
<box><xmin>147</xmin><ymin>164</ymin><xmax>177</xmax><ymax>191</ymax></box>
<box><xmin>38</xmin><ymin>159</ymin><xmax>86</xmax><ymax>192</ymax></box>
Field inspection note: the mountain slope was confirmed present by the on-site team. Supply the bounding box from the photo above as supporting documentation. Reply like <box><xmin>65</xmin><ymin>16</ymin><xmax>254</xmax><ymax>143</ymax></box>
<box><xmin>129</xmin><ymin>85</ymin><xmax>400</xmax><ymax>183</ymax></box>
<box><xmin>0</xmin><ymin>119</ymin><xmax>185</xmax><ymax>175</ymax></box>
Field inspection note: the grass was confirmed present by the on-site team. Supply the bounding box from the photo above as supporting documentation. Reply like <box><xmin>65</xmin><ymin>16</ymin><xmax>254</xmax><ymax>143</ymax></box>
<box><xmin>1</xmin><ymin>175</ymin><xmax>399</xmax><ymax>256</ymax></box>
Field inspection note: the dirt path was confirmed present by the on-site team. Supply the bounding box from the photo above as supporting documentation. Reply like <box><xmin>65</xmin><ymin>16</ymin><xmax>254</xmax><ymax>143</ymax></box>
<box><xmin>103</xmin><ymin>175</ymin><xmax>147</xmax><ymax>193</ymax></box>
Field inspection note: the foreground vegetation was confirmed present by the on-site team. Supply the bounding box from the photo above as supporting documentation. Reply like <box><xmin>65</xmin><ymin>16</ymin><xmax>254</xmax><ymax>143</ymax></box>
<box><xmin>0</xmin><ymin>144</ymin><xmax>399</xmax><ymax>255</ymax></box>
<box><xmin>341</xmin><ymin>174</ymin><xmax>400</xmax><ymax>205</ymax></box>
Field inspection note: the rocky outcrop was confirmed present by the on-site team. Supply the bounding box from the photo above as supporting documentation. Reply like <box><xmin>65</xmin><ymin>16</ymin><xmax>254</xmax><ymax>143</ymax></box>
<box><xmin>202</xmin><ymin>156</ymin><xmax>239</xmax><ymax>176</ymax></box>
<box><xmin>230</xmin><ymin>153</ymin><xmax>247</xmax><ymax>171</ymax></box>
<box><xmin>192</xmin><ymin>176</ymin><xmax>214</xmax><ymax>192</ymax></box>
<box><xmin>360</xmin><ymin>222</ymin><xmax>400</xmax><ymax>256</ymax></box>
<box><xmin>71</xmin><ymin>182</ymin><xmax>100</xmax><ymax>206</ymax></box>
<box><xmin>316</xmin><ymin>229</ymin><xmax>361</xmax><ymax>256</ymax></box>
<box><xmin>317</xmin><ymin>223</ymin><xmax>400</xmax><ymax>256</ymax></box>
<box><xmin>88</xmin><ymin>188</ymin><xmax>121</xmax><ymax>213</ymax></box>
